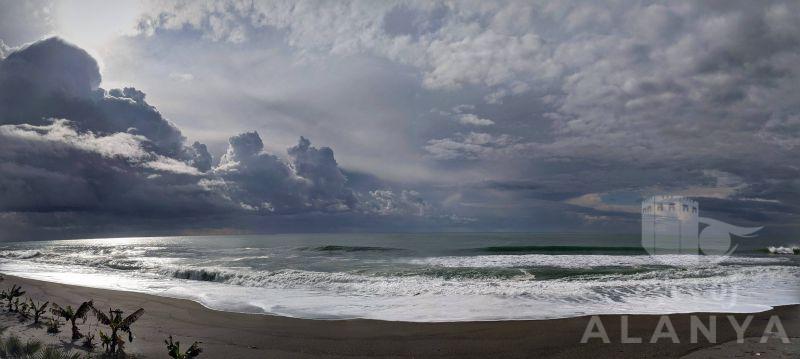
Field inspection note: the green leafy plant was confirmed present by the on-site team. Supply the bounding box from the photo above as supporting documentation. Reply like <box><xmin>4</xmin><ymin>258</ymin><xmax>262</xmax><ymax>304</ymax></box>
<box><xmin>165</xmin><ymin>335</ymin><xmax>203</xmax><ymax>358</ymax></box>
<box><xmin>28</xmin><ymin>298</ymin><xmax>50</xmax><ymax>324</ymax></box>
<box><xmin>51</xmin><ymin>300</ymin><xmax>93</xmax><ymax>341</ymax></box>
<box><xmin>16</xmin><ymin>299</ymin><xmax>30</xmax><ymax>321</ymax></box>
<box><xmin>91</xmin><ymin>306</ymin><xmax>145</xmax><ymax>354</ymax></box>
<box><xmin>46</xmin><ymin>317</ymin><xmax>62</xmax><ymax>334</ymax></box>
<box><xmin>82</xmin><ymin>332</ymin><xmax>97</xmax><ymax>351</ymax></box>
<box><xmin>3</xmin><ymin>284</ymin><xmax>25</xmax><ymax>311</ymax></box>
<box><xmin>98</xmin><ymin>330</ymin><xmax>112</xmax><ymax>353</ymax></box>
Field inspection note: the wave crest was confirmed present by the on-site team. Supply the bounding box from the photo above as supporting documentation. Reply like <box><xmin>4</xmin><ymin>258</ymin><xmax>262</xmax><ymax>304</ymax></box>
<box><xmin>767</xmin><ymin>246</ymin><xmax>800</xmax><ymax>255</ymax></box>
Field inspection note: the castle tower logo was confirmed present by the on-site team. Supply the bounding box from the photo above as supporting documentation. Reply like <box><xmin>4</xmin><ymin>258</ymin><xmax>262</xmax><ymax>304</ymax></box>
<box><xmin>641</xmin><ymin>195</ymin><xmax>762</xmax><ymax>265</ymax></box>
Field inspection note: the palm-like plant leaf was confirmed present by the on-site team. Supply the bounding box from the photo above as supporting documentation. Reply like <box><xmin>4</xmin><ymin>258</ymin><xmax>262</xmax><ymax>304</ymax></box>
<box><xmin>92</xmin><ymin>306</ymin><xmax>112</xmax><ymax>325</ymax></box>
<box><xmin>75</xmin><ymin>300</ymin><xmax>93</xmax><ymax>322</ymax></box>
<box><xmin>50</xmin><ymin>303</ymin><xmax>69</xmax><ymax>318</ymax></box>
<box><xmin>121</xmin><ymin>308</ymin><xmax>145</xmax><ymax>328</ymax></box>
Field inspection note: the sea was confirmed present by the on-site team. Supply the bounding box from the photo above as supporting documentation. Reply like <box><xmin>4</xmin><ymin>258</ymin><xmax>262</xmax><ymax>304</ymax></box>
<box><xmin>0</xmin><ymin>233</ymin><xmax>798</xmax><ymax>322</ymax></box>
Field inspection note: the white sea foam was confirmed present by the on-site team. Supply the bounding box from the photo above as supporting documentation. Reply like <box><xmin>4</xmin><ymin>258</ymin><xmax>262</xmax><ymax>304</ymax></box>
<box><xmin>406</xmin><ymin>254</ymin><xmax>787</xmax><ymax>269</ymax></box>
<box><xmin>0</xmin><ymin>250</ymin><xmax>43</xmax><ymax>259</ymax></box>
<box><xmin>1</xmin><ymin>255</ymin><xmax>798</xmax><ymax>321</ymax></box>
<box><xmin>768</xmin><ymin>246</ymin><xmax>799</xmax><ymax>255</ymax></box>
<box><xmin>1</xmin><ymin>240</ymin><xmax>799</xmax><ymax>321</ymax></box>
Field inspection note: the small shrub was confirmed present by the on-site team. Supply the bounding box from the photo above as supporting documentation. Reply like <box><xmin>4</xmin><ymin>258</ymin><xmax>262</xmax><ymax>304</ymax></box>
<box><xmin>3</xmin><ymin>284</ymin><xmax>25</xmax><ymax>311</ymax></box>
<box><xmin>28</xmin><ymin>299</ymin><xmax>50</xmax><ymax>324</ymax></box>
<box><xmin>165</xmin><ymin>335</ymin><xmax>203</xmax><ymax>359</ymax></box>
<box><xmin>36</xmin><ymin>345</ymin><xmax>82</xmax><ymax>359</ymax></box>
<box><xmin>51</xmin><ymin>301</ymin><xmax>93</xmax><ymax>341</ymax></box>
<box><xmin>46</xmin><ymin>317</ymin><xmax>62</xmax><ymax>334</ymax></box>
<box><xmin>91</xmin><ymin>306</ymin><xmax>145</xmax><ymax>354</ymax></box>
<box><xmin>0</xmin><ymin>335</ymin><xmax>42</xmax><ymax>358</ymax></box>
<box><xmin>82</xmin><ymin>332</ymin><xmax>97</xmax><ymax>351</ymax></box>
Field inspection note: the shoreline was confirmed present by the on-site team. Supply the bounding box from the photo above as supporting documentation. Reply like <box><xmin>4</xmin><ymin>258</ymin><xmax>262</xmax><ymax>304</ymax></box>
<box><xmin>1</xmin><ymin>274</ymin><xmax>797</xmax><ymax>358</ymax></box>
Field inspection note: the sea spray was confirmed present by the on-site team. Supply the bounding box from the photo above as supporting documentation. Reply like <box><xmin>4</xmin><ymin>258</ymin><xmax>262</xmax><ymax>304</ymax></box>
<box><xmin>767</xmin><ymin>246</ymin><xmax>800</xmax><ymax>255</ymax></box>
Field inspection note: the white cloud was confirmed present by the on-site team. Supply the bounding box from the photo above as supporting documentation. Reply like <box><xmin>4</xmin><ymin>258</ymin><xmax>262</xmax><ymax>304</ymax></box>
<box><xmin>136</xmin><ymin>1</ymin><xmax>561</xmax><ymax>90</ymax></box>
<box><xmin>0</xmin><ymin>119</ymin><xmax>148</xmax><ymax>160</ymax></box>
<box><xmin>424</xmin><ymin>132</ymin><xmax>529</xmax><ymax>160</ymax></box>
<box><xmin>457</xmin><ymin>114</ymin><xmax>494</xmax><ymax>127</ymax></box>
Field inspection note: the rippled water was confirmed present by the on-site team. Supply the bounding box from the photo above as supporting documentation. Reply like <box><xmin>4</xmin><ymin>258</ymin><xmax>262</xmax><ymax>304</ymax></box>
<box><xmin>0</xmin><ymin>233</ymin><xmax>798</xmax><ymax>321</ymax></box>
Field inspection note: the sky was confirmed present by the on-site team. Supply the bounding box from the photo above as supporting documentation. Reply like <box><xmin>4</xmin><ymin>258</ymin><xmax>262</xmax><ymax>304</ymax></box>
<box><xmin>0</xmin><ymin>0</ymin><xmax>798</xmax><ymax>241</ymax></box>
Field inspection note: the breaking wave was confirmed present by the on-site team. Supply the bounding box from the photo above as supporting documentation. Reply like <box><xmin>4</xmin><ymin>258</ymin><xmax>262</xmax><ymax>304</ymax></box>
<box><xmin>767</xmin><ymin>246</ymin><xmax>800</xmax><ymax>255</ymax></box>
<box><xmin>406</xmin><ymin>254</ymin><xmax>787</xmax><ymax>269</ymax></box>
<box><xmin>137</xmin><ymin>264</ymin><xmax>798</xmax><ymax>300</ymax></box>
<box><xmin>303</xmin><ymin>245</ymin><xmax>404</xmax><ymax>252</ymax></box>
<box><xmin>0</xmin><ymin>235</ymin><xmax>799</xmax><ymax>321</ymax></box>
<box><xmin>474</xmin><ymin>245</ymin><xmax>646</xmax><ymax>254</ymax></box>
<box><xmin>0</xmin><ymin>250</ymin><xmax>42</xmax><ymax>259</ymax></box>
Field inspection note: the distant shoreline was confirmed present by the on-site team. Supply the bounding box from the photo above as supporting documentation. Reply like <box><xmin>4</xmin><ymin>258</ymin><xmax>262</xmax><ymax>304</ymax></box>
<box><xmin>0</xmin><ymin>274</ymin><xmax>797</xmax><ymax>358</ymax></box>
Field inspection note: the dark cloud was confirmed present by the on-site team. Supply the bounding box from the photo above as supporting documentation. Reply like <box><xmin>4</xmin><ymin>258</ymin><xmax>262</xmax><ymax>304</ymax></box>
<box><xmin>0</xmin><ymin>38</ymin><xmax>186</xmax><ymax>157</ymax></box>
<box><xmin>3</xmin><ymin>1</ymin><xmax>800</xmax><ymax>239</ymax></box>
<box><xmin>0</xmin><ymin>37</ymin><xmax>440</xmax><ymax>240</ymax></box>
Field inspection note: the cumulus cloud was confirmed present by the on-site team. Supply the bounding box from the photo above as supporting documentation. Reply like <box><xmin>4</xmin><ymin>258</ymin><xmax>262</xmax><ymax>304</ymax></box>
<box><xmin>0</xmin><ymin>37</ymin><xmax>433</xmax><ymax>239</ymax></box>
<box><xmin>0</xmin><ymin>38</ymin><xmax>189</xmax><ymax>158</ymax></box>
<box><xmin>0</xmin><ymin>118</ymin><xmax>218</xmax><ymax>214</ymax></box>
<box><xmin>210</xmin><ymin>132</ymin><xmax>356</xmax><ymax>214</ymax></box>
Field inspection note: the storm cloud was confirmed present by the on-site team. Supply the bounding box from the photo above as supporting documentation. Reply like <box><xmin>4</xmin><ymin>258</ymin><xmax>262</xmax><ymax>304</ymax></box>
<box><xmin>0</xmin><ymin>37</ymin><xmax>435</xmax><ymax>240</ymax></box>
<box><xmin>1</xmin><ymin>1</ymin><xmax>799</xmax><ymax>240</ymax></box>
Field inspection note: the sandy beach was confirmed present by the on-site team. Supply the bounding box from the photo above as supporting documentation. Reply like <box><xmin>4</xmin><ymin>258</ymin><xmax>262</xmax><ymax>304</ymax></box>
<box><xmin>0</xmin><ymin>275</ymin><xmax>795</xmax><ymax>358</ymax></box>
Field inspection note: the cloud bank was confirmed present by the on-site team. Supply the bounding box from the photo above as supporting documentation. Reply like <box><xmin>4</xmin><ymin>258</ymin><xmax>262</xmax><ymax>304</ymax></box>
<box><xmin>1</xmin><ymin>1</ymin><xmax>799</xmax><ymax>240</ymax></box>
<box><xmin>0</xmin><ymin>37</ymin><xmax>437</xmax><ymax>240</ymax></box>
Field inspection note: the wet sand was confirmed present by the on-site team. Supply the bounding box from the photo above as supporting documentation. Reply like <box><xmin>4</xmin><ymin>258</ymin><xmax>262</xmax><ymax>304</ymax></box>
<box><xmin>0</xmin><ymin>275</ymin><xmax>796</xmax><ymax>358</ymax></box>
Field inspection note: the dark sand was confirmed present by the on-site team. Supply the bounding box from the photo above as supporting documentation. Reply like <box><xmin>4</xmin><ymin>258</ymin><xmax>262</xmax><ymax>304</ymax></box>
<box><xmin>0</xmin><ymin>275</ymin><xmax>796</xmax><ymax>358</ymax></box>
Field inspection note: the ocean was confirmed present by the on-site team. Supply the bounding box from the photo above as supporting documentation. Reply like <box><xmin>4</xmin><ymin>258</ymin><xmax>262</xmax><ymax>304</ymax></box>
<box><xmin>0</xmin><ymin>233</ymin><xmax>798</xmax><ymax>322</ymax></box>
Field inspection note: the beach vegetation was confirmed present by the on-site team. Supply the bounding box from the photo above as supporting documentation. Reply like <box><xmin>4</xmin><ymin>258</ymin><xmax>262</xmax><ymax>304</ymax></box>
<box><xmin>0</xmin><ymin>335</ymin><xmax>81</xmax><ymax>359</ymax></box>
<box><xmin>0</xmin><ymin>335</ymin><xmax>41</xmax><ymax>358</ymax></box>
<box><xmin>46</xmin><ymin>317</ymin><xmax>62</xmax><ymax>334</ymax></box>
<box><xmin>12</xmin><ymin>298</ymin><xmax>23</xmax><ymax>313</ymax></box>
<box><xmin>51</xmin><ymin>301</ymin><xmax>93</xmax><ymax>341</ymax></box>
<box><xmin>2</xmin><ymin>285</ymin><xmax>25</xmax><ymax>312</ymax></box>
<box><xmin>98</xmin><ymin>330</ymin><xmax>112</xmax><ymax>353</ymax></box>
<box><xmin>82</xmin><ymin>332</ymin><xmax>96</xmax><ymax>351</ymax></box>
<box><xmin>16</xmin><ymin>299</ymin><xmax>30</xmax><ymax>321</ymax></box>
<box><xmin>165</xmin><ymin>335</ymin><xmax>203</xmax><ymax>358</ymax></box>
<box><xmin>91</xmin><ymin>306</ymin><xmax>145</xmax><ymax>355</ymax></box>
<box><xmin>28</xmin><ymin>299</ymin><xmax>49</xmax><ymax>324</ymax></box>
<box><xmin>35</xmin><ymin>345</ymin><xmax>83</xmax><ymax>359</ymax></box>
